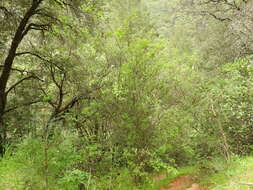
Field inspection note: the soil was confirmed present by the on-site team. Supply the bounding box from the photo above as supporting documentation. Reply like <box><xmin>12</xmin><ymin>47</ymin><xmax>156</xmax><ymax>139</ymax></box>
<box><xmin>161</xmin><ymin>175</ymin><xmax>207</xmax><ymax>190</ymax></box>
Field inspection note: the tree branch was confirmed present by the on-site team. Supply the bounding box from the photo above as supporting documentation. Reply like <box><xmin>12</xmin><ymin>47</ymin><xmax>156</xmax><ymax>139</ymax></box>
<box><xmin>53</xmin><ymin>0</ymin><xmax>72</xmax><ymax>7</ymax></box>
<box><xmin>38</xmin><ymin>87</ymin><xmax>57</xmax><ymax>109</ymax></box>
<box><xmin>6</xmin><ymin>75</ymin><xmax>42</xmax><ymax>95</ymax></box>
<box><xmin>35</xmin><ymin>9</ymin><xmax>59</xmax><ymax>23</ymax></box>
<box><xmin>21</xmin><ymin>23</ymin><xmax>52</xmax><ymax>39</ymax></box>
<box><xmin>0</xmin><ymin>6</ymin><xmax>12</xmax><ymax>17</ymax></box>
<box><xmin>4</xmin><ymin>100</ymin><xmax>42</xmax><ymax>113</ymax></box>
<box><xmin>200</xmin><ymin>0</ymin><xmax>246</xmax><ymax>10</ymax></box>
<box><xmin>55</xmin><ymin>96</ymin><xmax>80</xmax><ymax>117</ymax></box>
<box><xmin>0</xmin><ymin>65</ymin><xmax>25</xmax><ymax>74</ymax></box>
<box><xmin>15</xmin><ymin>51</ymin><xmax>64</xmax><ymax>71</ymax></box>
<box><xmin>200</xmin><ymin>10</ymin><xmax>232</xmax><ymax>21</ymax></box>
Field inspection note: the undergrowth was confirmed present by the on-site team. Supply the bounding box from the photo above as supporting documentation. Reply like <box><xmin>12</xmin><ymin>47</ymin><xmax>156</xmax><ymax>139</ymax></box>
<box><xmin>199</xmin><ymin>156</ymin><xmax>253</xmax><ymax>190</ymax></box>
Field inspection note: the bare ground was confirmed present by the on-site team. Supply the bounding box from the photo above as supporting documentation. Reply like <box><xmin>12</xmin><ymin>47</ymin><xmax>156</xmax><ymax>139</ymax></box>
<box><xmin>161</xmin><ymin>175</ymin><xmax>207</xmax><ymax>190</ymax></box>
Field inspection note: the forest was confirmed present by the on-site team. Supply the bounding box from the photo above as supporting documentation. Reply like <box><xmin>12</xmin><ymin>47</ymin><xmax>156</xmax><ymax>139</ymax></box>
<box><xmin>1</xmin><ymin>0</ymin><xmax>253</xmax><ymax>189</ymax></box>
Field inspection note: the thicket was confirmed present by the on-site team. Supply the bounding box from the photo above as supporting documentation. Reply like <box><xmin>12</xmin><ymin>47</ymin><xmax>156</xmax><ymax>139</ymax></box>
<box><xmin>0</xmin><ymin>0</ymin><xmax>253</xmax><ymax>189</ymax></box>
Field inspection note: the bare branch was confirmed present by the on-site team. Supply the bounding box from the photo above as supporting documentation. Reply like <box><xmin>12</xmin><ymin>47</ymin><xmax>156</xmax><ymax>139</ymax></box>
<box><xmin>200</xmin><ymin>0</ymin><xmax>247</xmax><ymax>10</ymax></box>
<box><xmin>205</xmin><ymin>11</ymin><xmax>232</xmax><ymax>21</ymax></box>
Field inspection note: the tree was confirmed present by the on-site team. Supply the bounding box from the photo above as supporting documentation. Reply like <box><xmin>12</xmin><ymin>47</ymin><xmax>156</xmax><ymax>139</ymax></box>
<box><xmin>191</xmin><ymin>0</ymin><xmax>253</xmax><ymax>59</ymax></box>
<box><xmin>0</xmin><ymin>0</ymin><xmax>44</xmax><ymax>156</ymax></box>
<box><xmin>0</xmin><ymin>0</ymin><xmax>103</xmax><ymax>156</ymax></box>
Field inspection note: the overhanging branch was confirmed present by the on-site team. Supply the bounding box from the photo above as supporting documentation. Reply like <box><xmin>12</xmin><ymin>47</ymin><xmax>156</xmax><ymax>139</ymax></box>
<box><xmin>0</xmin><ymin>65</ymin><xmax>36</xmax><ymax>75</ymax></box>
<box><xmin>15</xmin><ymin>51</ymin><xmax>64</xmax><ymax>71</ymax></box>
<box><xmin>21</xmin><ymin>23</ymin><xmax>52</xmax><ymax>39</ymax></box>
<box><xmin>6</xmin><ymin>75</ymin><xmax>43</xmax><ymax>95</ymax></box>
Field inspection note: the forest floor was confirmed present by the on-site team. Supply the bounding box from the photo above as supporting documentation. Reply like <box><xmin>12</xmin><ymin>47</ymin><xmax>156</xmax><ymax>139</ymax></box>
<box><xmin>160</xmin><ymin>175</ymin><xmax>207</xmax><ymax>190</ymax></box>
<box><xmin>157</xmin><ymin>156</ymin><xmax>253</xmax><ymax>190</ymax></box>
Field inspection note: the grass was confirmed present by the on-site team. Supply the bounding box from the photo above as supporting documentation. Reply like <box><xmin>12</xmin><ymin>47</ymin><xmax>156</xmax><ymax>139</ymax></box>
<box><xmin>2</xmin><ymin>144</ymin><xmax>253</xmax><ymax>190</ymax></box>
<box><xmin>199</xmin><ymin>156</ymin><xmax>253</xmax><ymax>190</ymax></box>
<box><xmin>151</xmin><ymin>156</ymin><xmax>253</xmax><ymax>190</ymax></box>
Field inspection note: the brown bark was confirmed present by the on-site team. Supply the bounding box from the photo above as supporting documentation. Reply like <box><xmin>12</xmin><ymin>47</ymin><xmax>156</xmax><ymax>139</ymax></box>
<box><xmin>0</xmin><ymin>0</ymin><xmax>43</xmax><ymax>156</ymax></box>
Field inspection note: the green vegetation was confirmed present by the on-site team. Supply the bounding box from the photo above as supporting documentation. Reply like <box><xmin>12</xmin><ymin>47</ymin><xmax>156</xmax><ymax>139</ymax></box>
<box><xmin>1</xmin><ymin>0</ymin><xmax>253</xmax><ymax>189</ymax></box>
<box><xmin>199</xmin><ymin>156</ymin><xmax>253</xmax><ymax>190</ymax></box>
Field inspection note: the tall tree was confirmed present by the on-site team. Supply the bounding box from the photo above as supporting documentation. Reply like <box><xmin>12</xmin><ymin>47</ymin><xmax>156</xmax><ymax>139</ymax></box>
<box><xmin>0</xmin><ymin>0</ymin><xmax>95</xmax><ymax>156</ymax></box>
<box><xmin>0</xmin><ymin>0</ymin><xmax>45</xmax><ymax>156</ymax></box>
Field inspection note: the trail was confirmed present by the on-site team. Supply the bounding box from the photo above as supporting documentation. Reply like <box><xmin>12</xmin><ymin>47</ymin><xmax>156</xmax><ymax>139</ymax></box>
<box><xmin>161</xmin><ymin>175</ymin><xmax>207</xmax><ymax>190</ymax></box>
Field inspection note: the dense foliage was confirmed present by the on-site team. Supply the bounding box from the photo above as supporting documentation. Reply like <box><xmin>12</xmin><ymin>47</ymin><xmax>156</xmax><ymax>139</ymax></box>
<box><xmin>0</xmin><ymin>0</ymin><xmax>253</xmax><ymax>189</ymax></box>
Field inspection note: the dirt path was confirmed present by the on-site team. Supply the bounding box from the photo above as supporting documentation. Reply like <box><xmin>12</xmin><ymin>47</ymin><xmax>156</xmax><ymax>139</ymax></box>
<box><xmin>161</xmin><ymin>175</ymin><xmax>207</xmax><ymax>190</ymax></box>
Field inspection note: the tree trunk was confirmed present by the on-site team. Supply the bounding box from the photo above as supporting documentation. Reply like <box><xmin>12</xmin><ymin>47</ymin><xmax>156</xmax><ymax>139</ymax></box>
<box><xmin>0</xmin><ymin>0</ymin><xmax>42</xmax><ymax>156</ymax></box>
<box><xmin>0</xmin><ymin>111</ymin><xmax>6</xmax><ymax>157</ymax></box>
